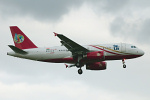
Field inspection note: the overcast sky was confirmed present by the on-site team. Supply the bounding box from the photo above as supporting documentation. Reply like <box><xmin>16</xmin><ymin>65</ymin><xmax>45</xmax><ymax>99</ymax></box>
<box><xmin>0</xmin><ymin>0</ymin><xmax>150</xmax><ymax>100</ymax></box>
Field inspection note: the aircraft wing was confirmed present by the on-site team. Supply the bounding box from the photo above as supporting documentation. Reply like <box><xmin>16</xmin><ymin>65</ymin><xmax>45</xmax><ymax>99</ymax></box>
<box><xmin>54</xmin><ymin>32</ymin><xmax>89</xmax><ymax>54</ymax></box>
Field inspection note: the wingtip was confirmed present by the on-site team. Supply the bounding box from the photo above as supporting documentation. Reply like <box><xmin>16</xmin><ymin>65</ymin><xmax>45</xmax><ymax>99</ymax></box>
<box><xmin>53</xmin><ymin>32</ymin><xmax>58</xmax><ymax>36</ymax></box>
<box><xmin>65</xmin><ymin>64</ymin><xmax>68</xmax><ymax>68</ymax></box>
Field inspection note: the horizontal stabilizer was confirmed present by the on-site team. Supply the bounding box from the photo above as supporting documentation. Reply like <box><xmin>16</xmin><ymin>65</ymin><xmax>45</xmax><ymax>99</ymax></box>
<box><xmin>8</xmin><ymin>45</ymin><xmax>28</xmax><ymax>54</ymax></box>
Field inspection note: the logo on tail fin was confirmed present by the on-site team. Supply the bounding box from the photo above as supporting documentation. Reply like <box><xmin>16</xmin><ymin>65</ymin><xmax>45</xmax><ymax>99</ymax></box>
<box><xmin>14</xmin><ymin>33</ymin><xmax>24</xmax><ymax>43</ymax></box>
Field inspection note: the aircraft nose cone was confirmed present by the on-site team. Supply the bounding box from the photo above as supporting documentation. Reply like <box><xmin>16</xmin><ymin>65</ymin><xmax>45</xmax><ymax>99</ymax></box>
<box><xmin>139</xmin><ymin>49</ymin><xmax>145</xmax><ymax>56</ymax></box>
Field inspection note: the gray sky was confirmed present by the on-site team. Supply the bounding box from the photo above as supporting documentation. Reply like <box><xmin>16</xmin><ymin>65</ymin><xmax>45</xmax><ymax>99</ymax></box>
<box><xmin>0</xmin><ymin>0</ymin><xmax>150</xmax><ymax>100</ymax></box>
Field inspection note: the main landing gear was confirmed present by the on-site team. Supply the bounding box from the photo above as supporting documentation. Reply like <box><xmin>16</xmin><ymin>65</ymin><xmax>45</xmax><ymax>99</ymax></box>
<box><xmin>78</xmin><ymin>68</ymin><xmax>83</xmax><ymax>75</ymax></box>
<box><xmin>122</xmin><ymin>59</ymin><xmax>126</xmax><ymax>68</ymax></box>
<box><xmin>65</xmin><ymin>55</ymin><xmax>84</xmax><ymax>75</ymax></box>
<box><xmin>76</xmin><ymin>55</ymin><xmax>84</xmax><ymax>75</ymax></box>
<box><xmin>76</xmin><ymin>62</ymin><xmax>83</xmax><ymax>75</ymax></box>
<box><xmin>65</xmin><ymin>63</ymin><xmax>83</xmax><ymax>75</ymax></box>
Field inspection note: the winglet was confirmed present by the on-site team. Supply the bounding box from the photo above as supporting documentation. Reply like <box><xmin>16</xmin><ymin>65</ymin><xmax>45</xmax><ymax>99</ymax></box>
<box><xmin>53</xmin><ymin>32</ymin><xmax>58</xmax><ymax>36</ymax></box>
<box><xmin>65</xmin><ymin>64</ymin><xmax>68</xmax><ymax>68</ymax></box>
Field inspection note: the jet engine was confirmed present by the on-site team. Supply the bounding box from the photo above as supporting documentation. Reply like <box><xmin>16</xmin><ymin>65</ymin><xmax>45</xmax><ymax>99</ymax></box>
<box><xmin>86</xmin><ymin>61</ymin><xmax>107</xmax><ymax>70</ymax></box>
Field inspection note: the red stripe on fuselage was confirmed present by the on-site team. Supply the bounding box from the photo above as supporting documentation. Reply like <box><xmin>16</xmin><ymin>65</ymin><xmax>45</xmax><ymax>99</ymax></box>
<box><xmin>41</xmin><ymin>57</ymin><xmax>75</xmax><ymax>63</ymax></box>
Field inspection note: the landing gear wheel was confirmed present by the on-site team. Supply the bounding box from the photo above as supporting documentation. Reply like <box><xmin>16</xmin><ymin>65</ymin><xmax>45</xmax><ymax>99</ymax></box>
<box><xmin>78</xmin><ymin>69</ymin><xmax>83</xmax><ymax>75</ymax></box>
<box><xmin>123</xmin><ymin>64</ymin><xmax>126</xmax><ymax>68</ymax></box>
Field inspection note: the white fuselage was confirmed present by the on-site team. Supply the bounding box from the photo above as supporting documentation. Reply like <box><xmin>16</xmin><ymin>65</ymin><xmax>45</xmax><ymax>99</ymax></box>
<box><xmin>7</xmin><ymin>43</ymin><xmax>144</xmax><ymax>64</ymax></box>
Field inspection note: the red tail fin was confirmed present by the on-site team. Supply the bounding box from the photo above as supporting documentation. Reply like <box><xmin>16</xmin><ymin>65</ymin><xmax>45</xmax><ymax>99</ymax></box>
<box><xmin>10</xmin><ymin>26</ymin><xmax>38</xmax><ymax>49</ymax></box>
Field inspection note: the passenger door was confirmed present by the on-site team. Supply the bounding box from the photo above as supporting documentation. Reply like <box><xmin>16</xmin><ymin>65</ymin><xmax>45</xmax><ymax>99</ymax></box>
<box><xmin>121</xmin><ymin>43</ymin><xmax>126</xmax><ymax>52</ymax></box>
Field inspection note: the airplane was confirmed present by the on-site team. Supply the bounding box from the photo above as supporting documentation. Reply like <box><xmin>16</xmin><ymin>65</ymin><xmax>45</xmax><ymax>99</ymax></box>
<box><xmin>7</xmin><ymin>26</ymin><xmax>144</xmax><ymax>75</ymax></box>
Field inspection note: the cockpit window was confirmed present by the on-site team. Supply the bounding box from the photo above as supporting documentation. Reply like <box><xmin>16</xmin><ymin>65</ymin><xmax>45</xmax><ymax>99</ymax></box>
<box><xmin>131</xmin><ymin>46</ymin><xmax>136</xmax><ymax>48</ymax></box>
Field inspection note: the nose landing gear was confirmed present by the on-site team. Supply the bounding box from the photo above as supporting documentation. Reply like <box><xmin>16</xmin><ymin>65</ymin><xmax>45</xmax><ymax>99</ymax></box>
<box><xmin>122</xmin><ymin>59</ymin><xmax>126</xmax><ymax>68</ymax></box>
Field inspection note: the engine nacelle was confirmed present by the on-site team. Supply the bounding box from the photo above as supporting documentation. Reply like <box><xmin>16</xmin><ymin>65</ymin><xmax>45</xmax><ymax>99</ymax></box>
<box><xmin>85</xmin><ymin>51</ymin><xmax>105</xmax><ymax>61</ymax></box>
<box><xmin>86</xmin><ymin>62</ymin><xmax>107</xmax><ymax>70</ymax></box>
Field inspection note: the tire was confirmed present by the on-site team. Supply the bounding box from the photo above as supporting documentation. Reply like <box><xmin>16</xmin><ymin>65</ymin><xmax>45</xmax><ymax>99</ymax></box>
<box><xmin>123</xmin><ymin>64</ymin><xmax>126</xmax><ymax>68</ymax></box>
<box><xmin>78</xmin><ymin>69</ymin><xmax>83</xmax><ymax>74</ymax></box>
